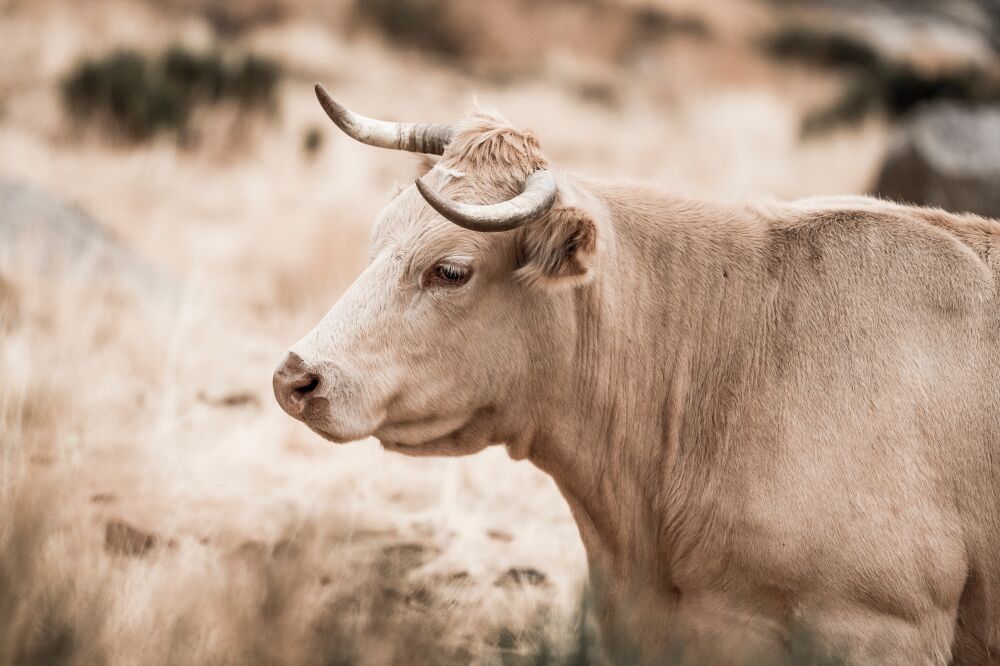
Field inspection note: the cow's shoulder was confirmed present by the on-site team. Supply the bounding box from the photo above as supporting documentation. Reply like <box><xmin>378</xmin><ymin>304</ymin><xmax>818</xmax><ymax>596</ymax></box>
<box><xmin>745</xmin><ymin>196</ymin><xmax>999</xmax><ymax>328</ymax></box>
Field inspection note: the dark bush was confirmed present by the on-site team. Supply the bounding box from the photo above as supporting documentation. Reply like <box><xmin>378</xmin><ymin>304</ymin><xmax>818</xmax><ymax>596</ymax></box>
<box><xmin>801</xmin><ymin>77</ymin><xmax>879</xmax><ymax>136</ymax></box>
<box><xmin>764</xmin><ymin>24</ymin><xmax>1000</xmax><ymax>136</ymax></box>
<box><xmin>879</xmin><ymin>64</ymin><xmax>1000</xmax><ymax>118</ymax></box>
<box><xmin>162</xmin><ymin>47</ymin><xmax>227</xmax><ymax>103</ymax></box>
<box><xmin>763</xmin><ymin>25</ymin><xmax>881</xmax><ymax>71</ymax></box>
<box><xmin>61</xmin><ymin>46</ymin><xmax>282</xmax><ymax>143</ymax></box>
<box><xmin>302</xmin><ymin>126</ymin><xmax>324</xmax><ymax>158</ymax></box>
<box><xmin>227</xmin><ymin>54</ymin><xmax>282</xmax><ymax>110</ymax></box>
<box><xmin>802</xmin><ymin>64</ymin><xmax>1000</xmax><ymax>136</ymax></box>
<box><xmin>352</xmin><ymin>0</ymin><xmax>467</xmax><ymax>58</ymax></box>
<box><xmin>62</xmin><ymin>51</ymin><xmax>189</xmax><ymax>141</ymax></box>
<box><xmin>632</xmin><ymin>6</ymin><xmax>710</xmax><ymax>42</ymax></box>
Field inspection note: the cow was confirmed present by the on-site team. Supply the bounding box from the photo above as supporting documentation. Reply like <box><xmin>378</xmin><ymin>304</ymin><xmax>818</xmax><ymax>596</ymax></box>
<box><xmin>273</xmin><ymin>84</ymin><xmax>1000</xmax><ymax>664</ymax></box>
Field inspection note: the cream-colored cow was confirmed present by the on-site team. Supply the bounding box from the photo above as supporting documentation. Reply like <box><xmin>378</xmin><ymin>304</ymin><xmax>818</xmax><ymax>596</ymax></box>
<box><xmin>274</xmin><ymin>85</ymin><xmax>1000</xmax><ymax>664</ymax></box>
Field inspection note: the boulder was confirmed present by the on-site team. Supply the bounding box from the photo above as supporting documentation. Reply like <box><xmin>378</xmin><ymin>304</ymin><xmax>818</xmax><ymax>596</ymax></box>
<box><xmin>494</xmin><ymin>567</ymin><xmax>547</xmax><ymax>587</ymax></box>
<box><xmin>874</xmin><ymin>103</ymin><xmax>1000</xmax><ymax>219</ymax></box>
<box><xmin>0</xmin><ymin>178</ymin><xmax>170</xmax><ymax>294</ymax></box>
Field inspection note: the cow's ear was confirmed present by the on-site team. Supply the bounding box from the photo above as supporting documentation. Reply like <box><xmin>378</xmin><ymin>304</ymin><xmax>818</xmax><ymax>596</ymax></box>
<box><xmin>516</xmin><ymin>206</ymin><xmax>599</xmax><ymax>288</ymax></box>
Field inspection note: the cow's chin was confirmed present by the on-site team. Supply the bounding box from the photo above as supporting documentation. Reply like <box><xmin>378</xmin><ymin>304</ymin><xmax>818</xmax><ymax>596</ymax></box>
<box><xmin>305</xmin><ymin>423</ymin><xmax>373</xmax><ymax>444</ymax></box>
<box><xmin>375</xmin><ymin>409</ymin><xmax>495</xmax><ymax>457</ymax></box>
<box><xmin>296</xmin><ymin>399</ymin><xmax>385</xmax><ymax>444</ymax></box>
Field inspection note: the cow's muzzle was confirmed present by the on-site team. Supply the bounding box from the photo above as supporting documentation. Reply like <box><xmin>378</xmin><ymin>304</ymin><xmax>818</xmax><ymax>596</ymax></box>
<box><xmin>272</xmin><ymin>351</ymin><xmax>322</xmax><ymax>418</ymax></box>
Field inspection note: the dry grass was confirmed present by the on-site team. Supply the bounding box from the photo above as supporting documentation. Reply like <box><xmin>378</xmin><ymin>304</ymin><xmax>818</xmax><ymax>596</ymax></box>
<box><xmin>0</xmin><ymin>248</ymin><xmax>590</xmax><ymax>664</ymax></box>
<box><xmin>0</xmin><ymin>0</ymin><xmax>899</xmax><ymax>662</ymax></box>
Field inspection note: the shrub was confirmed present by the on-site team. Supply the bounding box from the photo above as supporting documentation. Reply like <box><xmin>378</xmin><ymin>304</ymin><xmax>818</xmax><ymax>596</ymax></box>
<box><xmin>302</xmin><ymin>126</ymin><xmax>324</xmax><ymax>158</ymax></box>
<box><xmin>352</xmin><ymin>0</ymin><xmax>467</xmax><ymax>59</ymax></box>
<box><xmin>61</xmin><ymin>46</ymin><xmax>282</xmax><ymax>143</ymax></box>
<box><xmin>162</xmin><ymin>47</ymin><xmax>228</xmax><ymax>103</ymax></box>
<box><xmin>62</xmin><ymin>50</ymin><xmax>189</xmax><ymax>141</ymax></box>
<box><xmin>763</xmin><ymin>25</ymin><xmax>880</xmax><ymax>71</ymax></box>
<box><xmin>878</xmin><ymin>63</ymin><xmax>1000</xmax><ymax>118</ymax></box>
<box><xmin>763</xmin><ymin>24</ymin><xmax>1000</xmax><ymax>136</ymax></box>
<box><xmin>632</xmin><ymin>6</ymin><xmax>710</xmax><ymax>42</ymax></box>
<box><xmin>802</xmin><ymin>64</ymin><xmax>1000</xmax><ymax>136</ymax></box>
<box><xmin>226</xmin><ymin>54</ymin><xmax>282</xmax><ymax>110</ymax></box>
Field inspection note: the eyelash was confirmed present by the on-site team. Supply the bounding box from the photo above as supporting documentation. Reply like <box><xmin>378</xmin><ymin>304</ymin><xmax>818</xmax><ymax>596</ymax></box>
<box><xmin>424</xmin><ymin>262</ymin><xmax>472</xmax><ymax>288</ymax></box>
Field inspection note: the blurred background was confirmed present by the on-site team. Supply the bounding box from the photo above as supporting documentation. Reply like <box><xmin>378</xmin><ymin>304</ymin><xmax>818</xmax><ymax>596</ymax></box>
<box><xmin>1</xmin><ymin>0</ymin><xmax>997</xmax><ymax>663</ymax></box>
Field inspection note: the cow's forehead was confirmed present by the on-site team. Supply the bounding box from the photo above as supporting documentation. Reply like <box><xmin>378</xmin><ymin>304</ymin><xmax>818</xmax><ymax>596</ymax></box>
<box><xmin>369</xmin><ymin>110</ymin><xmax>547</xmax><ymax>264</ymax></box>
<box><xmin>369</xmin><ymin>172</ymin><xmax>498</xmax><ymax>263</ymax></box>
<box><xmin>371</xmin><ymin>166</ymin><xmax>451</xmax><ymax>241</ymax></box>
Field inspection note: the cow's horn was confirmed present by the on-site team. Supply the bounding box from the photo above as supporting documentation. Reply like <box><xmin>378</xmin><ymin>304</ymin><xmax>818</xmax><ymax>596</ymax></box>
<box><xmin>315</xmin><ymin>83</ymin><xmax>454</xmax><ymax>155</ymax></box>
<box><xmin>415</xmin><ymin>170</ymin><xmax>558</xmax><ymax>232</ymax></box>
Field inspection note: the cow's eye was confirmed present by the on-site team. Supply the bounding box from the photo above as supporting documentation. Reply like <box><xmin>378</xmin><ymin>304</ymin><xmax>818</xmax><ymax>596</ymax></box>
<box><xmin>425</xmin><ymin>262</ymin><xmax>472</xmax><ymax>287</ymax></box>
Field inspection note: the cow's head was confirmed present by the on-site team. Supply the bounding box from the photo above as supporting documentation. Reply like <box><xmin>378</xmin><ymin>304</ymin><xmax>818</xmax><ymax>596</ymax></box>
<box><xmin>273</xmin><ymin>85</ymin><xmax>605</xmax><ymax>457</ymax></box>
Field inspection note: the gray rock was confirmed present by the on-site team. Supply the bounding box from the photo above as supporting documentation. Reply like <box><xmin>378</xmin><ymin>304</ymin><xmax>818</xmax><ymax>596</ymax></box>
<box><xmin>494</xmin><ymin>567</ymin><xmax>547</xmax><ymax>587</ymax></box>
<box><xmin>874</xmin><ymin>103</ymin><xmax>1000</xmax><ymax>218</ymax></box>
<box><xmin>0</xmin><ymin>178</ymin><xmax>171</xmax><ymax>295</ymax></box>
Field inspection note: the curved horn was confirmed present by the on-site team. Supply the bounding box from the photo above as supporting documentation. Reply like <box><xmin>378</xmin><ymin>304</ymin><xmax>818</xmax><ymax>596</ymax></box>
<box><xmin>315</xmin><ymin>83</ymin><xmax>454</xmax><ymax>155</ymax></box>
<box><xmin>415</xmin><ymin>170</ymin><xmax>558</xmax><ymax>232</ymax></box>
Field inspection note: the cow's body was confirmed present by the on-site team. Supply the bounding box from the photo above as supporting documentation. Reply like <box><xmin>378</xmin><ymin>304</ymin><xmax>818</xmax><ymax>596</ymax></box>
<box><xmin>275</xmin><ymin>95</ymin><xmax>1000</xmax><ymax>664</ymax></box>
<box><xmin>529</xmin><ymin>183</ymin><xmax>1000</xmax><ymax>662</ymax></box>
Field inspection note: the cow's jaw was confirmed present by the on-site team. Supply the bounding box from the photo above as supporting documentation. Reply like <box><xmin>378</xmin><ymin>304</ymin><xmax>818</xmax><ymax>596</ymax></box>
<box><xmin>374</xmin><ymin>411</ymin><xmax>473</xmax><ymax>448</ymax></box>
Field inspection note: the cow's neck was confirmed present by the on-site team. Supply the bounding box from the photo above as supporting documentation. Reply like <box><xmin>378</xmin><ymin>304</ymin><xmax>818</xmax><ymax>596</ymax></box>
<box><xmin>526</xmin><ymin>190</ymin><xmax>771</xmax><ymax>613</ymax></box>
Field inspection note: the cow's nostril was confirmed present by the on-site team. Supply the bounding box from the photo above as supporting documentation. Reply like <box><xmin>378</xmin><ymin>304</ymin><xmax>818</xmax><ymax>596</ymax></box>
<box><xmin>293</xmin><ymin>375</ymin><xmax>320</xmax><ymax>400</ymax></box>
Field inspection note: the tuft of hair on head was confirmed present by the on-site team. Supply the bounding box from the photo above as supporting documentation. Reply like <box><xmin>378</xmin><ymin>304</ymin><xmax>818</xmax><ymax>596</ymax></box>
<box><xmin>441</xmin><ymin>109</ymin><xmax>548</xmax><ymax>191</ymax></box>
<box><xmin>515</xmin><ymin>206</ymin><xmax>600</xmax><ymax>289</ymax></box>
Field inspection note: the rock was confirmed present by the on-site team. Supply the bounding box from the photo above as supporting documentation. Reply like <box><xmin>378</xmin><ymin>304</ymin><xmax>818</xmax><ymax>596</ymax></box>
<box><xmin>494</xmin><ymin>567</ymin><xmax>547</xmax><ymax>587</ymax></box>
<box><xmin>104</xmin><ymin>520</ymin><xmax>158</xmax><ymax>557</ymax></box>
<box><xmin>196</xmin><ymin>390</ymin><xmax>260</xmax><ymax>408</ymax></box>
<box><xmin>0</xmin><ymin>178</ymin><xmax>171</xmax><ymax>295</ymax></box>
<box><xmin>874</xmin><ymin>103</ymin><xmax>1000</xmax><ymax>219</ymax></box>
<box><xmin>486</xmin><ymin>529</ymin><xmax>514</xmax><ymax>543</ymax></box>
<box><xmin>428</xmin><ymin>570</ymin><xmax>472</xmax><ymax>587</ymax></box>
<box><xmin>0</xmin><ymin>178</ymin><xmax>119</xmax><ymax>267</ymax></box>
